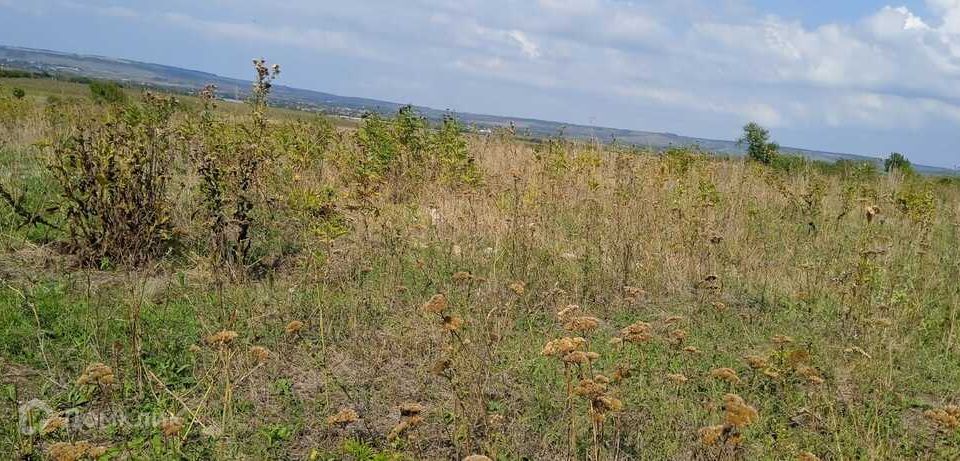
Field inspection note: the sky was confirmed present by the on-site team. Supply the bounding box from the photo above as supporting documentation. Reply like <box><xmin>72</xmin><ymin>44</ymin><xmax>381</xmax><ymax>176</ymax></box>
<box><xmin>1</xmin><ymin>0</ymin><xmax>959</xmax><ymax>168</ymax></box>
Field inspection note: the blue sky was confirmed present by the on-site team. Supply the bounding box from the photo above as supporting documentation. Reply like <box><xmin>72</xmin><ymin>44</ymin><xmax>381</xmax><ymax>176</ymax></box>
<box><xmin>1</xmin><ymin>0</ymin><xmax>959</xmax><ymax>167</ymax></box>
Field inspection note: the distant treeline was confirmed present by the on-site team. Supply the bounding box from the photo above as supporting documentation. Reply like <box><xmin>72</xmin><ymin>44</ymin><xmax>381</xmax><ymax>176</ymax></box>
<box><xmin>0</xmin><ymin>67</ymin><xmax>94</xmax><ymax>84</ymax></box>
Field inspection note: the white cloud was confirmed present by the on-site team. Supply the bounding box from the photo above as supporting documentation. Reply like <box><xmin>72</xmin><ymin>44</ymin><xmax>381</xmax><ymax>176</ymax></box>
<box><xmin>508</xmin><ymin>30</ymin><xmax>541</xmax><ymax>59</ymax></box>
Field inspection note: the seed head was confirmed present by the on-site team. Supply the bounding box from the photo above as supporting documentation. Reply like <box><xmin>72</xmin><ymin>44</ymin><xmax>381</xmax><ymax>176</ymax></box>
<box><xmin>542</xmin><ymin>337</ymin><xmax>586</xmax><ymax>357</ymax></box>
<box><xmin>77</xmin><ymin>363</ymin><xmax>115</xmax><ymax>386</ymax></box>
<box><xmin>698</xmin><ymin>425</ymin><xmax>726</xmax><ymax>446</ymax></box>
<box><xmin>41</xmin><ymin>416</ymin><xmax>69</xmax><ymax>435</ymax></box>
<box><xmin>564</xmin><ymin>316</ymin><xmax>600</xmax><ymax>333</ymax></box>
<box><xmin>722</xmin><ymin>393</ymin><xmax>758</xmax><ymax>428</ymax></box>
<box><xmin>442</xmin><ymin>315</ymin><xmax>464</xmax><ymax>331</ymax></box>
<box><xmin>326</xmin><ymin>407</ymin><xmax>359</xmax><ymax>427</ymax></box>
<box><xmin>710</xmin><ymin>367</ymin><xmax>741</xmax><ymax>384</ymax></box>
<box><xmin>743</xmin><ymin>354</ymin><xmax>769</xmax><ymax>370</ymax></box>
<box><xmin>798</xmin><ymin>452</ymin><xmax>822</xmax><ymax>461</ymax></box>
<box><xmin>205</xmin><ymin>330</ymin><xmax>238</xmax><ymax>346</ymax></box>
<box><xmin>620</xmin><ymin>321</ymin><xmax>653</xmax><ymax>343</ymax></box>
<box><xmin>423</xmin><ymin>294</ymin><xmax>448</xmax><ymax>314</ymax></box>
<box><xmin>249</xmin><ymin>346</ymin><xmax>270</xmax><ymax>363</ymax></box>
<box><xmin>508</xmin><ymin>281</ymin><xmax>526</xmax><ymax>295</ymax></box>
<box><xmin>285</xmin><ymin>320</ymin><xmax>304</xmax><ymax>335</ymax></box>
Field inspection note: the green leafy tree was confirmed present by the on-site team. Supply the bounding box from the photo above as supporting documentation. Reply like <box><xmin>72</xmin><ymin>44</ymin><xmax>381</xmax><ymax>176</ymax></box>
<box><xmin>11</xmin><ymin>87</ymin><xmax>25</xmax><ymax>99</ymax></box>
<box><xmin>738</xmin><ymin>122</ymin><xmax>778</xmax><ymax>165</ymax></box>
<box><xmin>884</xmin><ymin>152</ymin><xmax>912</xmax><ymax>173</ymax></box>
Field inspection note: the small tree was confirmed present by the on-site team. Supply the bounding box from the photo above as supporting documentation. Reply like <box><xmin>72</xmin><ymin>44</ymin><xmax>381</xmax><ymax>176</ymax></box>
<box><xmin>739</xmin><ymin>122</ymin><xmax>778</xmax><ymax>165</ymax></box>
<box><xmin>884</xmin><ymin>152</ymin><xmax>912</xmax><ymax>173</ymax></box>
<box><xmin>12</xmin><ymin>87</ymin><xmax>25</xmax><ymax>99</ymax></box>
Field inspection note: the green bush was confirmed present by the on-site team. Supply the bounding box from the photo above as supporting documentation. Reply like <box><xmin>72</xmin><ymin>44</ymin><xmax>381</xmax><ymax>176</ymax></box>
<box><xmin>88</xmin><ymin>80</ymin><xmax>127</xmax><ymax>104</ymax></box>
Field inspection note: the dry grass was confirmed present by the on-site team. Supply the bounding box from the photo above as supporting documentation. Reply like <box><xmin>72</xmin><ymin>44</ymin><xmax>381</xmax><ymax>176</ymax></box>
<box><xmin>1</xmin><ymin>73</ymin><xmax>959</xmax><ymax>460</ymax></box>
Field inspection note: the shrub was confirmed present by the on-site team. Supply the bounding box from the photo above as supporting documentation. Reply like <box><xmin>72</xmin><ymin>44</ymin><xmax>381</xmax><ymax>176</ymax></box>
<box><xmin>88</xmin><ymin>80</ymin><xmax>127</xmax><ymax>104</ymax></box>
<box><xmin>12</xmin><ymin>87</ymin><xmax>25</xmax><ymax>99</ymax></box>
<box><xmin>47</xmin><ymin>93</ymin><xmax>180</xmax><ymax>267</ymax></box>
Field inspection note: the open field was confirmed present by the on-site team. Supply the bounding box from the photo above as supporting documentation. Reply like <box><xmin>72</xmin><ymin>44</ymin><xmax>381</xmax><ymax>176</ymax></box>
<box><xmin>1</xmin><ymin>70</ymin><xmax>959</xmax><ymax>461</ymax></box>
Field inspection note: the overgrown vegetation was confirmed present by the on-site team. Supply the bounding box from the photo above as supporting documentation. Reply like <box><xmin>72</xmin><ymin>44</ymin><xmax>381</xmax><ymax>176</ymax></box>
<box><xmin>1</xmin><ymin>63</ymin><xmax>959</xmax><ymax>461</ymax></box>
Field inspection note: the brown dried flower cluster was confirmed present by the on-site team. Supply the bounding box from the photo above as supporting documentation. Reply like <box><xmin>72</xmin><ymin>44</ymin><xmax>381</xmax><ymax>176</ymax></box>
<box><xmin>205</xmin><ymin>330</ymin><xmax>239</xmax><ymax>346</ymax></box>
<box><xmin>620</xmin><ymin>320</ymin><xmax>653</xmax><ymax>343</ymax></box>
<box><xmin>924</xmin><ymin>404</ymin><xmax>960</xmax><ymax>430</ymax></box>
<box><xmin>574</xmin><ymin>375</ymin><xmax>623</xmax><ymax>423</ymax></box>
<box><xmin>77</xmin><ymin>363</ymin><xmax>115</xmax><ymax>386</ymax></box>
<box><xmin>423</xmin><ymin>294</ymin><xmax>448</xmax><ymax>314</ymax></box>
<box><xmin>388</xmin><ymin>402</ymin><xmax>425</xmax><ymax>440</ymax></box>
<box><xmin>48</xmin><ymin>441</ymin><xmax>109</xmax><ymax>461</ymax></box>
<box><xmin>326</xmin><ymin>407</ymin><xmax>359</xmax><ymax>427</ymax></box>
<box><xmin>542</xmin><ymin>336</ymin><xmax>587</xmax><ymax>357</ymax></box>
<box><xmin>285</xmin><ymin>320</ymin><xmax>304</xmax><ymax>335</ymax></box>
<box><xmin>710</xmin><ymin>367</ymin><xmax>741</xmax><ymax>385</ymax></box>
<box><xmin>249</xmin><ymin>346</ymin><xmax>270</xmax><ymax>363</ymax></box>
<box><xmin>699</xmin><ymin>393</ymin><xmax>758</xmax><ymax>447</ymax></box>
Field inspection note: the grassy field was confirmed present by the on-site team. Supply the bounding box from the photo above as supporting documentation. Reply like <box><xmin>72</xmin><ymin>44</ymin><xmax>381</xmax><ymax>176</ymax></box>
<box><xmin>1</xmin><ymin>69</ymin><xmax>959</xmax><ymax>461</ymax></box>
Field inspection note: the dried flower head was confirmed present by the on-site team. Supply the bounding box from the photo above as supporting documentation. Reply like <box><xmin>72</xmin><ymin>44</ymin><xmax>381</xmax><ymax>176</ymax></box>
<box><xmin>798</xmin><ymin>452</ymin><xmax>822</xmax><ymax>461</ymax></box>
<box><xmin>620</xmin><ymin>321</ymin><xmax>653</xmax><ymax>343</ymax></box>
<box><xmin>712</xmin><ymin>301</ymin><xmax>728</xmax><ymax>312</ymax></box>
<box><xmin>762</xmin><ymin>368</ymin><xmax>781</xmax><ymax>380</ymax></box>
<box><xmin>743</xmin><ymin>354</ymin><xmax>769</xmax><ymax>370</ymax></box>
<box><xmin>508</xmin><ymin>281</ymin><xmax>526</xmax><ymax>295</ymax></box>
<box><xmin>710</xmin><ymin>367</ymin><xmax>741</xmax><ymax>385</ymax></box>
<box><xmin>557</xmin><ymin>304</ymin><xmax>580</xmax><ymax>322</ymax></box>
<box><xmin>423</xmin><ymin>294</ymin><xmax>448</xmax><ymax>314</ymax></box>
<box><xmin>542</xmin><ymin>337</ymin><xmax>586</xmax><ymax>357</ymax></box>
<box><xmin>388</xmin><ymin>415</ymin><xmax>424</xmax><ymax>440</ymax></box>
<box><xmin>563</xmin><ymin>351</ymin><xmax>591</xmax><ymax>364</ymax></box>
<box><xmin>159</xmin><ymin>416</ymin><xmax>184</xmax><ymax>437</ymax></box>
<box><xmin>285</xmin><ymin>320</ymin><xmax>304</xmax><ymax>336</ymax></box>
<box><xmin>667</xmin><ymin>329</ymin><xmax>688</xmax><ymax>346</ymax></box>
<box><xmin>698</xmin><ymin>424</ymin><xmax>726</xmax><ymax>446</ymax></box>
<box><xmin>564</xmin><ymin>316</ymin><xmax>601</xmax><ymax>333</ymax></box>
<box><xmin>865</xmin><ymin>205</ymin><xmax>880</xmax><ymax>223</ymax></box>
<box><xmin>452</xmin><ymin>271</ymin><xmax>473</xmax><ymax>283</ymax></box>
<box><xmin>48</xmin><ymin>441</ymin><xmax>95</xmax><ymax>461</ymax></box>
<box><xmin>399</xmin><ymin>402</ymin><xmax>425</xmax><ymax>417</ymax></box>
<box><xmin>924</xmin><ymin>406</ymin><xmax>960</xmax><ymax>430</ymax></box>
<box><xmin>326</xmin><ymin>407</ymin><xmax>359</xmax><ymax>427</ymax></box>
<box><xmin>205</xmin><ymin>330</ymin><xmax>238</xmax><ymax>346</ymax></box>
<box><xmin>249</xmin><ymin>346</ymin><xmax>270</xmax><ymax>363</ymax></box>
<box><xmin>442</xmin><ymin>315</ymin><xmax>464</xmax><ymax>332</ymax></box>
<box><xmin>41</xmin><ymin>416</ymin><xmax>69</xmax><ymax>435</ymax></box>
<box><xmin>77</xmin><ymin>363</ymin><xmax>115</xmax><ymax>386</ymax></box>
<box><xmin>574</xmin><ymin>378</ymin><xmax>608</xmax><ymax>399</ymax></box>
<box><xmin>723</xmin><ymin>393</ymin><xmax>758</xmax><ymax>428</ymax></box>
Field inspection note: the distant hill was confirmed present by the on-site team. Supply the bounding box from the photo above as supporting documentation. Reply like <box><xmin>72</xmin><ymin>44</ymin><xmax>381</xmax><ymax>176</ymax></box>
<box><xmin>1</xmin><ymin>45</ymin><xmax>955</xmax><ymax>175</ymax></box>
